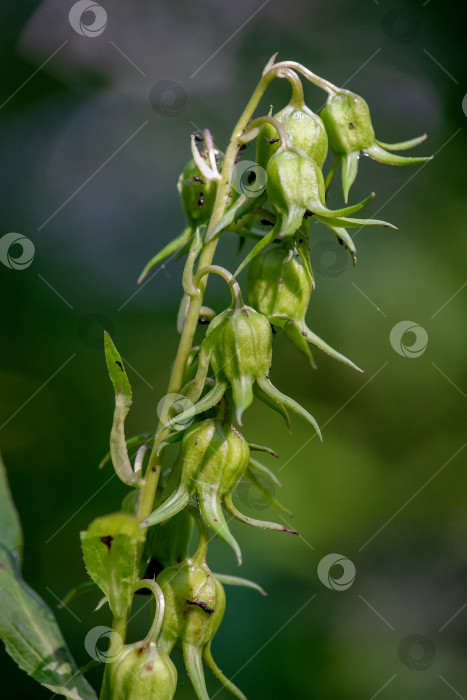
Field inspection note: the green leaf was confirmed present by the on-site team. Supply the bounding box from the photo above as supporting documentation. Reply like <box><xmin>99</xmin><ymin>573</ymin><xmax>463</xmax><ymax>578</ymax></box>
<box><xmin>0</xmin><ymin>545</ymin><xmax>97</xmax><ymax>700</ymax></box>
<box><xmin>103</xmin><ymin>333</ymin><xmax>140</xmax><ymax>486</ymax></box>
<box><xmin>0</xmin><ymin>450</ymin><xmax>23</xmax><ymax>562</ymax></box>
<box><xmin>137</xmin><ymin>226</ymin><xmax>193</xmax><ymax>283</ymax></box>
<box><xmin>104</xmin><ymin>332</ymin><xmax>131</xmax><ymax>403</ymax></box>
<box><xmin>80</xmin><ymin>512</ymin><xmax>144</xmax><ymax>619</ymax></box>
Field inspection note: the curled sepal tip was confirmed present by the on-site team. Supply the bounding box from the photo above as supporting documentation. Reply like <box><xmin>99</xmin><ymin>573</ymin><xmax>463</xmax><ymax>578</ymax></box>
<box><xmin>199</xmin><ymin>490</ymin><xmax>243</xmax><ymax>566</ymax></box>
<box><xmin>256</xmin><ymin>376</ymin><xmax>322</xmax><ymax>441</ymax></box>
<box><xmin>253</xmin><ymin>381</ymin><xmax>292</xmax><ymax>432</ymax></box>
<box><xmin>203</xmin><ymin>643</ymin><xmax>248</xmax><ymax>700</ymax></box>
<box><xmin>320</xmin><ymin>90</ymin><xmax>432</xmax><ymax>199</ymax></box>
<box><xmin>285</xmin><ymin>321</ymin><xmax>363</xmax><ymax>373</ymax></box>
<box><xmin>213</xmin><ymin>573</ymin><xmax>267</xmax><ymax>596</ymax></box>
<box><xmin>183</xmin><ymin>644</ymin><xmax>210</xmax><ymax>700</ymax></box>
<box><xmin>364</xmin><ymin>142</ymin><xmax>433</xmax><ymax>166</ymax></box>
<box><xmin>245</xmin><ymin>467</ymin><xmax>292</xmax><ymax>515</ymax></box>
<box><xmin>104</xmin><ymin>332</ymin><xmax>141</xmax><ymax>487</ymax></box>
<box><xmin>223</xmin><ymin>494</ymin><xmax>298</xmax><ymax>535</ymax></box>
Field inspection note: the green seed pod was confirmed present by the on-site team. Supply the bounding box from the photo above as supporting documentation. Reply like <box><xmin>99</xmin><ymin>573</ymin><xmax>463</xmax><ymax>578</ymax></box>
<box><xmin>207</xmin><ymin>305</ymin><xmax>272</xmax><ymax>422</ymax></box>
<box><xmin>143</xmin><ymin>419</ymin><xmax>249</xmax><ymax>563</ymax></box>
<box><xmin>265</xmin><ymin>147</ymin><xmax>324</xmax><ymax>236</ymax></box>
<box><xmin>247</xmin><ymin>246</ymin><xmax>311</xmax><ymax>325</ymax></box>
<box><xmin>153</xmin><ymin>527</ymin><xmax>248</xmax><ymax>700</ymax></box>
<box><xmin>156</xmin><ymin>556</ymin><xmax>225</xmax><ymax>654</ymax></box>
<box><xmin>257</xmin><ymin>104</ymin><xmax>328</xmax><ymax>170</ymax></box>
<box><xmin>102</xmin><ymin>642</ymin><xmax>177</xmax><ymax>700</ymax></box>
<box><xmin>320</xmin><ymin>90</ymin><xmax>431</xmax><ymax>201</ymax></box>
<box><xmin>177</xmin><ymin>159</ymin><xmax>217</xmax><ymax>227</ymax></box>
<box><xmin>142</xmin><ymin>417</ymin><xmax>297</xmax><ymax>563</ymax></box>
<box><xmin>321</xmin><ymin>92</ymin><xmax>375</xmax><ymax>155</ymax></box>
<box><xmin>263</xmin><ymin>145</ymin><xmax>389</xmax><ymax>240</ymax></box>
<box><xmin>247</xmin><ymin>246</ymin><xmax>362</xmax><ymax>372</ymax></box>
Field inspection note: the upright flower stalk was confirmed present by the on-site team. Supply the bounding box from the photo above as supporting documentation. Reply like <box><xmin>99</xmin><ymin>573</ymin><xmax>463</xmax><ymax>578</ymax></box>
<box><xmin>83</xmin><ymin>55</ymin><xmax>431</xmax><ymax>699</ymax></box>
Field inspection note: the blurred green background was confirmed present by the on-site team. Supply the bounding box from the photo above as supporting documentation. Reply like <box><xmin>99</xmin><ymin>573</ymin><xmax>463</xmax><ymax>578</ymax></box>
<box><xmin>1</xmin><ymin>0</ymin><xmax>465</xmax><ymax>698</ymax></box>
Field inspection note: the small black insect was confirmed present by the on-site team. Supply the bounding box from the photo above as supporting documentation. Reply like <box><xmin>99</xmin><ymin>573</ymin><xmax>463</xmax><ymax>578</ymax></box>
<box><xmin>193</xmin><ymin>133</ymin><xmax>203</xmax><ymax>142</ymax></box>
<box><xmin>187</xmin><ymin>600</ymin><xmax>214</xmax><ymax>615</ymax></box>
<box><xmin>268</xmin><ymin>138</ymin><xmax>280</xmax><ymax>144</ymax></box>
<box><xmin>349</xmin><ymin>122</ymin><xmax>356</xmax><ymax>129</ymax></box>
<box><xmin>197</xmin><ymin>193</ymin><xmax>204</xmax><ymax>207</ymax></box>
<box><xmin>304</xmin><ymin>210</ymin><xmax>313</xmax><ymax>218</ymax></box>
<box><xmin>193</xmin><ymin>176</ymin><xmax>205</xmax><ymax>184</ymax></box>
<box><xmin>115</xmin><ymin>360</ymin><xmax>123</xmax><ymax>371</ymax></box>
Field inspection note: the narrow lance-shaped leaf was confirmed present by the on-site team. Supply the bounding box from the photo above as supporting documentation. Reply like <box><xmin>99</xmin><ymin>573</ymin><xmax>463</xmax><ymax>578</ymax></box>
<box><xmin>0</xmin><ymin>545</ymin><xmax>97</xmax><ymax>700</ymax></box>
<box><xmin>138</xmin><ymin>226</ymin><xmax>193</xmax><ymax>283</ymax></box>
<box><xmin>104</xmin><ymin>332</ymin><xmax>140</xmax><ymax>486</ymax></box>
<box><xmin>0</xmin><ymin>449</ymin><xmax>23</xmax><ymax>562</ymax></box>
<box><xmin>80</xmin><ymin>512</ymin><xmax>144</xmax><ymax>619</ymax></box>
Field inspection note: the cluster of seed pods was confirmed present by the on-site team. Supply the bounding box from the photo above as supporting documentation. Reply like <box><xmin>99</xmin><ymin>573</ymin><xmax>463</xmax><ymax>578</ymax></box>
<box><xmin>89</xmin><ymin>56</ymin><xmax>430</xmax><ymax>699</ymax></box>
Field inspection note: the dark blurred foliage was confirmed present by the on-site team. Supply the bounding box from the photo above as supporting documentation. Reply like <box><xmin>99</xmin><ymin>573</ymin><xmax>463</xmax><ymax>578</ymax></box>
<box><xmin>0</xmin><ymin>0</ymin><xmax>466</xmax><ymax>698</ymax></box>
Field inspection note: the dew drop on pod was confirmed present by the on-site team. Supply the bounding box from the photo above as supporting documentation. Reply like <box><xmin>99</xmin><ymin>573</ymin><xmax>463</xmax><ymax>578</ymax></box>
<box><xmin>320</xmin><ymin>90</ymin><xmax>431</xmax><ymax>201</ymax></box>
<box><xmin>265</xmin><ymin>145</ymin><xmax>389</xmax><ymax>237</ymax></box>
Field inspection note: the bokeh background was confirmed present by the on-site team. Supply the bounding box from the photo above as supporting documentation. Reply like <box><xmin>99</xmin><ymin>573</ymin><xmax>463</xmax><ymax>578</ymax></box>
<box><xmin>1</xmin><ymin>0</ymin><xmax>465</xmax><ymax>698</ymax></box>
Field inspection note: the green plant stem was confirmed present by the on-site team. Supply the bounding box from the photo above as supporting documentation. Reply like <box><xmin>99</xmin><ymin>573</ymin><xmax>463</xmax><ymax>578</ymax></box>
<box><xmin>136</xmin><ymin>66</ymin><xmax>284</xmax><ymax>525</ymax></box>
<box><xmin>103</xmin><ymin>65</ymin><xmax>288</xmax><ymax>686</ymax></box>
<box><xmin>99</xmin><ymin>615</ymin><xmax>127</xmax><ymax>700</ymax></box>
